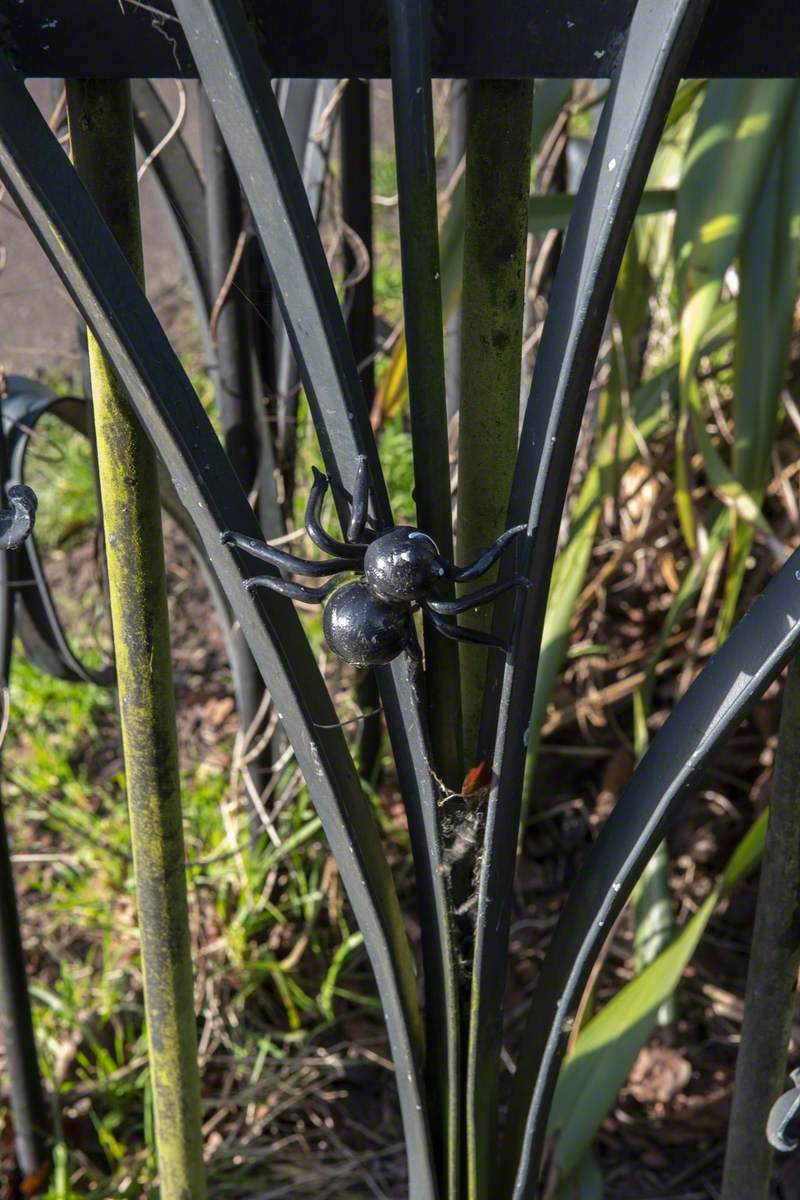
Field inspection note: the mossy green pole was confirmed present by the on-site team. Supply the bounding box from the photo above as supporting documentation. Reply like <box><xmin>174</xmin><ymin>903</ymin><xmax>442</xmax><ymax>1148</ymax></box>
<box><xmin>457</xmin><ymin>80</ymin><xmax>533</xmax><ymax>767</ymax></box>
<box><xmin>65</xmin><ymin>80</ymin><xmax>206</xmax><ymax>1200</ymax></box>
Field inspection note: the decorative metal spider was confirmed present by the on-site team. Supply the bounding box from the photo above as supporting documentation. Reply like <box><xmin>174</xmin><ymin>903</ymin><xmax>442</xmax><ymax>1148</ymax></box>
<box><xmin>222</xmin><ymin>457</ymin><xmax>530</xmax><ymax>666</ymax></box>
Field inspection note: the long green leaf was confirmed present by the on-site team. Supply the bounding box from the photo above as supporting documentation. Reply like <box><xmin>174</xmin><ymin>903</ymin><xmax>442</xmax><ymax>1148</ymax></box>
<box><xmin>523</xmin><ymin>306</ymin><xmax>736</xmax><ymax>796</ymax></box>
<box><xmin>718</xmin><ymin>88</ymin><xmax>800</xmax><ymax>638</ymax></box>
<box><xmin>675</xmin><ymin>80</ymin><xmax>799</xmax><ymax>547</ymax></box>
<box><xmin>548</xmin><ymin>807</ymin><xmax>768</xmax><ymax>1180</ymax></box>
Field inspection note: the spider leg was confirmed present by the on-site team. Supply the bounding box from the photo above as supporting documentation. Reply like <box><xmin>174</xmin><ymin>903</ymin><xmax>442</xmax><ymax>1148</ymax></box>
<box><xmin>221</xmin><ymin>530</ymin><xmax>355</xmax><ymax>576</ymax></box>
<box><xmin>346</xmin><ymin>455</ymin><xmax>371</xmax><ymax>544</ymax></box>
<box><xmin>425</xmin><ymin>607</ymin><xmax>509</xmax><ymax>652</ymax></box>
<box><xmin>425</xmin><ymin>574</ymin><xmax>531</xmax><ymax>616</ymax></box>
<box><xmin>244</xmin><ymin>574</ymin><xmax>344</xmax><ymax>603</ymax></box>
<box><xmin>439</xmin><ymin>524</ymin><xmax>527</xmax><ymax>582</ymax></box>
<box><xmin>305</xmin><ymin>468</ymin><xmax>366</xmax><ymax>559</ymax></box>
<box><xmin>329</xmin><ymin>476</ymin><xmax>379</xmax><ymax>541</ymax></box>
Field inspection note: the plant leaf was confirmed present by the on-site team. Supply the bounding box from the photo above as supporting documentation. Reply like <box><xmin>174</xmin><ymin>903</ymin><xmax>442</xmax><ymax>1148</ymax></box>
<box><xmin>548</xmin><ymin>808</ymin><xmax>768</xmax><ymax>1179</ymax></box>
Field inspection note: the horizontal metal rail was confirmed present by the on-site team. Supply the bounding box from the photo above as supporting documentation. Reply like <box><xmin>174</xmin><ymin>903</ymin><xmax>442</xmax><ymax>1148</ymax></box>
<box><xmin>2</xmin><ymin>0</ymin><xmax>799</xmax><ymax>80</ymax></box>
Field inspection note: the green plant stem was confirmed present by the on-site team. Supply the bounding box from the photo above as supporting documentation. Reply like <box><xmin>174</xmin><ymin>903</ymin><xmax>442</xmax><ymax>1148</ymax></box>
<box><xmin>721</xmin><ymin>653</ymin><xmax>800</xmax><ymax>1200</ymax></box>
<box><xmin>457</xmin><ymin>78</ymin><xmax>533</xmax><ymax>768</ymax></box>
<box><xmin>66</xmin><ymin>79</ymin><xmax>206</xmax><ymax>1200</ymax></box>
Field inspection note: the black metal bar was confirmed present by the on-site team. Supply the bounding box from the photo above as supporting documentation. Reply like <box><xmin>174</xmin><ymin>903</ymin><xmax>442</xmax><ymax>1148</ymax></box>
<box><xmin>444</xmin><ymin>79</ymin><xmax>467</xmax><ymax>422</ymax></box>
<box><xmin>504</xmin><ymin>544</ymin><xmax>800</xmax><ymax>1198</ymax></box>
<box><xmin>4</xmin><ymin>0</ymin><xmax>800</xmax><ymax>81</ymax></box>
<box><xmin>466</xmin><ymin>2</ymin><xmax>712</xmax><ymax>1194</ymax></box>
<box><xmin>169</xmin><ymin>9</ymin><xmax>460</xmax><ymax>1197</ymax></box>
<box><xmin>387</xmin><ymin>0</ymin><xmax>463</xmax><ymax>809</ymax></box>
<box><xmin>273</xmin><ymin>80</ymin><xmax>334</xmax><ymax>520</ymax></box>
<box><xmin>0</xmin><ymin>800</ymin><xmax>48</xmax><ymax>1181</ymax></box>
<box><xmin>341</xmin><ymin>78</ymin><xmax>375</xmax><ymax>408</ymax></box>
<box><xmin>66</xmin><ymin>76</ymin><xmax>207</xmax><ymax>1197</ymax></box>
<box><xmin>0</xmin><ymin>376</ymin><xmax>49</xmax><ymax>1184</ymax></box>
<box><xmin>340</xmin><ymin>79</ymin><xmax>384</xmax><ymax>781</ymax></box>
<box><xmin>199</xmin><ymin>93</ymin><xmax>258</xmax><ymax>489</ymax></box>
<box><xmin>199</xmin><ymin>92</ymin><xmax>277</xmax><ymax>805</ymax></box>
<box><xmin>0</xmin><ymin>463</ymin><xmax>48</xmax><ymax>1182</ymax></box>
<box><xmin>0</xmin><ymin>55</ymin><xmax>437</xmax><ymax>1198</ymax></box>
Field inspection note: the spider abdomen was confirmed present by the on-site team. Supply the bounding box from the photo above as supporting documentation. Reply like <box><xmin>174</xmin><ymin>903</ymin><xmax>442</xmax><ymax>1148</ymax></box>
<box><xmin>323</xmin><ymin>579</ymin><xmax>414</xmax><ymax>666</ymax></box>
<box><xmin>363</xmin><ymin>527</ymin><xmax>441</xmax><ymax>602</ymax></box>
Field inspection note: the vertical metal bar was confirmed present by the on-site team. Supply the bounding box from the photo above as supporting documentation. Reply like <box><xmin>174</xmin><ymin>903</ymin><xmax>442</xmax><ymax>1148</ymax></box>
<box><xmin>341</xmin><ymin>79</ymin><xmax>382</xmax><ymax>780</ymax></box>
<box><xmin>721</xmin><ymin>653</ymin><xmax>800</xmax><ymax>1200</ymax></box>
<box><xmin>0</xmin><ymin>60</ymin><xmax>437</xmax><ymax>1199</ymax></box>
<box><xmin>456</xmin><ymin>78</ymin><xmax>532</xmax><ymax>768</ymax></box>
<box><xmin>341</xmin><ymin>79</ymin><xmax>375</xmax><ymax>407</ymax></box>
<box><xmin>0</xmin><ymin>806</ymin><xmax>48</xmax><ymax>1181</ymax></box>
<box><xmin>387</xmin><ymin>0</ymin><xmax>463</xmax><ymax>790</ymax></box>
<box><xmin>466</xmin><ymin>6</ymin><xmax>710</xmax><ymax>1195</ymax></box>
<box><xmin>0</xmin><ymin>396</ymin><xmax>49</xmax><ymax>1182</ymax></box>
<box><xmin>199</xmin><ymin>93</ymin><xmax>258</xmax><ymax>488</ymax></box>
<box><xmin>65</xmin><ymin>78</ymin><xmax>206</xmax><ymax>1200</ymax></box>
<box><xmin>199</xmin><ymin>93</ymin><xmax>274</xmax><ymax>805</ymax></box>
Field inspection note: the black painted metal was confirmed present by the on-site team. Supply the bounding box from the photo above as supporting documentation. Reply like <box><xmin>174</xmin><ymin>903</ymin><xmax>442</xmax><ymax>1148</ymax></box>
<box><xmin>198</xmin><ymin>92</ymin><xmax>274</xmax><ymax>800</ymax></box>
<box><xmin>3</xmin><ymin>0</ymin><xmax>800</xmax><ymax>80</ymax></box>
<box><xmin>3</xmin><ymin>0</ymin><xmax>796</xmax><ymax>1195</ymax></box>
<box><xmin>1</xmin><ymin>383</ymin><xmax>113</xmax><ymax>686</ymax></box>
<box><xmin>341</xmin><ymin>79</ymin><xmax>375</xmax><ymax>408</ymax></box>
<box><xmin>467</xmin><ymin>1</ymin><xmax>712</xmax><ymax>1192</ymax></box>
<box><xmin>272</xmin><ymin>79</ymin><xmax>335</xmax><ymax>518</ymax></box>
<box><xmin>169</xmin><ymin>8</ymin><xmax>460</xmax><ymax>1197</ymax></box>
<box><xmin>0</xmin><ymin>396</ymin><xmax>48</xmax><ymax>1183</ymax></box>
<box><xmin>505</xmin><ymin>546</ymin><xmax>800</xmax><ymax>1198</ymax></box>
<box><xmin>340</xmin><ymin>84</ymin><xmax>383</xmax><ymax>777</ymax></box>
<box><xmin>387</xmin><ymin>0</ymin><xmax>462</xmax><ymax>811</ymax></box>
<box><xmin>0</xmin><ymin>54</ymin><xmax>439</xmax><ymax>1198</ymax></box>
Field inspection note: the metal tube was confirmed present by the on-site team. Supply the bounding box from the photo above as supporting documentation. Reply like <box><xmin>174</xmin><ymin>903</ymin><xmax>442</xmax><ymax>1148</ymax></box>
<box><xmin>721</xmin><ymin>654</ymin><xmax>800</xmax><ymax>1200</ymax></box>
<box><xmin>388</xmin><ymin>0</ymin><xmax>463</xmax><ymax>793</ymax></box>
<box><xmin>340</xmin><ymin>80</ymin><xmax>383</xmax><ymax>781</ymax></box>
<box><xmin>0</xmin><ymin>387</ymin><xmax>49</xmax><ymax>1182</ymax></box>
<box><xmin>65</xmin><ymin>78</ymin><xmax>206</xmax><ymax>1200</ymax></box>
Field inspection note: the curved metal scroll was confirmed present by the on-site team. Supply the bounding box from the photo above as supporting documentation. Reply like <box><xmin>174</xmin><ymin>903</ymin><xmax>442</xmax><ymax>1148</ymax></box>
<box><xmin>170</xmin><ymin>3</ymin><xmax>460</xmax><ymax>1194</ymax></box>
<box><xmin>505</xmin><ymin>546</ymin><xmax>800</xmax><ymax>1197</ymax></box>
<box><xmin>467</xmin><ymin>0</ymin><xmax>713</xmax><ymax>1193</ymax></box>
<box><xmin>0</xmin><ymin>57</ymin><xmax>438</xmax><ymax>1199</ymax></box>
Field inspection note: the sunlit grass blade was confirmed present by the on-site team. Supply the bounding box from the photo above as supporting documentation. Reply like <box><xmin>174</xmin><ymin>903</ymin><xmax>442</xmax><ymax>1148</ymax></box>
<box><xmin>548</xmin><ymin>807</ymin><xmax>768</xmax><ymax>1184</ymax></box>
<box><xmin>373</xmin><ymin>188</ymin><xmax>677</xmax><ymax>422</ymax></box>
<box><xmin>718</xmin><ymin>88</ymin><xmax>800</xmax><ymax>638</ymax></box>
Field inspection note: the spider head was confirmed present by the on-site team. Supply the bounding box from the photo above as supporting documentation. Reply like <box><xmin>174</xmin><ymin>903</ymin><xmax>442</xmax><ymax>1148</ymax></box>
<box><xmin>363</xmin><ymin>527</ymin><xmax>442</xmax><ymax>602</ymax></box>
<box><xmin>323</xmin><ymin>579</ymin><xmax>415</xmax><ymax>666</ymax></box>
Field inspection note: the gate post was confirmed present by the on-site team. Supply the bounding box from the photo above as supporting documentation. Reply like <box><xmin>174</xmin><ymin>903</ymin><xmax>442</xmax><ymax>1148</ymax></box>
<box><xmin>66</xmin><ymin>79</ymin><xmax>206</xmax><ymax>1200</ymax></box>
